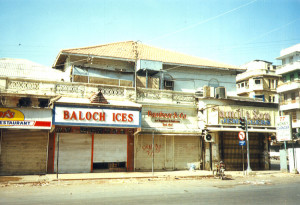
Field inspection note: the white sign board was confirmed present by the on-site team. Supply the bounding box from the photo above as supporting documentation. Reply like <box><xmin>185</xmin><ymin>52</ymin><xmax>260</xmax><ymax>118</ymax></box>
<box><xmin>0</xmin><ymin>108</ymin><xmax>52</xmax><ymax>130</ymax></box>
<box><xmin>276</xmin><ymin>115</ymin><xmax>292</xmax><ymax>141</ymax></box>
<box><xmin>54</xmin><ymin>105</ymin><xmax>141</xmax><ymax>128</ymax></box>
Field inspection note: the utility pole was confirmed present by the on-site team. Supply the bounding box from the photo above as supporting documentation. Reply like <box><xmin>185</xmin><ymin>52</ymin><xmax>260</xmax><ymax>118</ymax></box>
<box><xmin>245</xmin><ymin>116</ymin><xmax>252</xmax><ymax>173</ymax></box>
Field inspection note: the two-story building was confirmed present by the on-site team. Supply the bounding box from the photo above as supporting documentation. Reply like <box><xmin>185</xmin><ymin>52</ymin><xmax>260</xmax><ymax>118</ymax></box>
<box><xmin>52</xmin><ymin>41</ymin><xmax>244</xmax><ymax>171</ymax></box>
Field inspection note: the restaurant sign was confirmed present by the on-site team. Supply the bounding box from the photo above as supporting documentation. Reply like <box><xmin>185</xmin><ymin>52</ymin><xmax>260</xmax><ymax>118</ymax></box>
<box><xmin>0</xmin><ymin>108</ymin><xmax>52</xmax><ymax>129</ymax></box>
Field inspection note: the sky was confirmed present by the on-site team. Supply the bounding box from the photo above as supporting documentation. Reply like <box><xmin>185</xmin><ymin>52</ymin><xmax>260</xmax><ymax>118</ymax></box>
<box><xmin>0</xmin><ymin>0</ymin><xmax>299</xmax><ymax>67</ymax></box>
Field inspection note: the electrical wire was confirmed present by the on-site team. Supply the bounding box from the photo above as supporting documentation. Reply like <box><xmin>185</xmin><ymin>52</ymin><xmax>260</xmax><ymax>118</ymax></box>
<box><xmin>147</xmin><ymin>0</ymin><xmax>258</xmax><ymax>42</ymax></box>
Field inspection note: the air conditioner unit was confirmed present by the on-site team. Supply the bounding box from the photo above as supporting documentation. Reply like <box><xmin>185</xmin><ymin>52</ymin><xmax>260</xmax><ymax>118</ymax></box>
<box><xmin>210</xmin><ymin>87</ymin><xmax>215</xmax><ymax>97</ymax></box>
<box><xmin>204</xmin><ymin>133</ymin><xmax>215</xmax><ymax>142</ymax></box>
<box><xmin>215</xmin><ymin>87</ymin><xmax>226</xmax><ymax>99</ymax></box>
<box><xmin>203</xmin><ymin>86</ymin><xmax>210</xmax><ymax>97</ymax></box>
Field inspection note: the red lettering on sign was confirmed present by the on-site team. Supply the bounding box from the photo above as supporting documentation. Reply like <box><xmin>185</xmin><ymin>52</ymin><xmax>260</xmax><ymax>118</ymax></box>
<box><xmin>63</xmin><ymin>110</ymin><xmax>70</xmax><ymax>119</ymax></box>
<box><xmin>99</xmin><ymin>112</ymin><xmax>105</xmax><ymax>121</ymax></box>
<box><xmin>128</xmin><ymin>114</ymin><xmax>133</xmax><ymax>122</ymax></box>
<box><xmin>79</xmin><ymin>111</ymin><xmax>85</xmax><ymax>120</ymax></box>
<box><xmin>92</xmin><ymin>112</ymin><xmax>98</xmax><ymax>121</ymax></box>
<box><xmin>86</xmin><ymin>112</ymin><xmax>92</xmax><ymax>120</ymax></box>
<box><xmin>0</xmin><ymin>110</ymin><xmax>15</xmax><ymax>118</ymax></box>
<box><xmin>70</xmin><ymin>111</ymin><xmax>77</xmax><ymax>120</ymax></box>
<box><xmin>122</xmin><ymin>113</ymin><xmax>127</xmax><ymax>121</ymax></box>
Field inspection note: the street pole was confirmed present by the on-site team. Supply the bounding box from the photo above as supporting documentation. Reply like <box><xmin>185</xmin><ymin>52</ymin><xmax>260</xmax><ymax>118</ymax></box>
<box><xmin>152</xmin><ymin>131</ymin><xmax>154</xmax><ymax>176</ymax></box>
<box><xmin>242</xmin><ymin>145</ymin><xmax>245</xmax><ymax>175</ymax></box>
<box><xmin>56</xmin><ymin>133</ymin><xmax>59</xmax><ymax>179</ymax></box>
<box><xmin>246</xmin><ymin>116</ymin><xmax>252</xmax><ymax>173</ymax></box>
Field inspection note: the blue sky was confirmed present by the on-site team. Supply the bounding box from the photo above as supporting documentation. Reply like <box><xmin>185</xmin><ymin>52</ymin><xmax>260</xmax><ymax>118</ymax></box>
<box><xmin>0</xmin><ymin>0</ymin><xmax>299</xmax><ymax>67</ymax></box>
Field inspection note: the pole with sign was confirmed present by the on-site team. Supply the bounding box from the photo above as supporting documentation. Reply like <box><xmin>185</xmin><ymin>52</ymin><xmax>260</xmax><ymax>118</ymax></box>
<box><xmin>238</xmin><ymin>131</ymin><xmax>246</xmax><ymax>174</ymax></box>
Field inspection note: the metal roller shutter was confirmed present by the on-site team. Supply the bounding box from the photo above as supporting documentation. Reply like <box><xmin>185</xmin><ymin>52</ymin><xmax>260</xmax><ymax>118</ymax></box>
<box><xmin>135</xmin><ymin>134</ymin><xmax>165</xmax><ymax>170</ymax></box>
<box><xmin>174</xmin><ymin>136</ymin><xmax>200</xmax><ymax>169</ymax></box>
<box><xmin>54</xmin><ymin>133</ymin><xmax>92</xmax><ymax>173</ymax></box>
<box><xmin>93</xmin><ymin>134</ymin><xmax>127</xmax><ymax>163</ymax></box>
<box><xmin>0</xmin><ymin>130</ymin><xmax>48</xmax><ymax>175</ymax></box>
<box><xmin>220</xmin><ymin>132</ymin><xmax>265</xmax><ymax>171</ymax></box>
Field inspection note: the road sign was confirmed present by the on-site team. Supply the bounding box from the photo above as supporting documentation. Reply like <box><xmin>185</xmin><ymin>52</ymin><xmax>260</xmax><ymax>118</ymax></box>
<box><xmin>238</xmin><ymin>131</ymin><xmax>246</xmax><ymax>141</ymax></box>
<box><xmin>239</xmin><ymin>140</ymin><xmax>246</xmax><ymax>146</ymax></box>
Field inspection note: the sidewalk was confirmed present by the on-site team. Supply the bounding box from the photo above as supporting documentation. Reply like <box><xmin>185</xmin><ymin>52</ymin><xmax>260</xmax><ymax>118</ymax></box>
<box><xmin>0</xmin><ymin>170</ymin><xmax>297</xmax><ymax>184</ymax></box>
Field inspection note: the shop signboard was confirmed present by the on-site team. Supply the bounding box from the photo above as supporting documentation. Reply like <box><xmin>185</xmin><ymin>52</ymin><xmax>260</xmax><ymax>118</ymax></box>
<box><xmin>0</xmin><ymin>108</ymin><xmax>52</xmax><ymax>129</ymax></box>
<box><xmin>276</xmin><ymin>115</ymin><xmax>292</xmax><ymax>141</ymax></box>
<box><xmin>53</xmin><ymin>105</ymin><xmax>141</xmax><ymax>128</ymax></box>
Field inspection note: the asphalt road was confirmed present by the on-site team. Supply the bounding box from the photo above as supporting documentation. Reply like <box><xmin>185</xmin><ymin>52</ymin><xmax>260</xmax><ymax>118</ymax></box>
<box><xmin>1</xmin><ymin>176</ymin><xmax>300</xmax><ymax>205</ymax></box>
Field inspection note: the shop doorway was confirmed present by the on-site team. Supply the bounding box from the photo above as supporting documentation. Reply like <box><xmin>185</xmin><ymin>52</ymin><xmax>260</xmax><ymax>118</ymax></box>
<box><xmin>93</xmin><ymin>134</ymin><xmax>127</xmax><ymax>172</ymax></box>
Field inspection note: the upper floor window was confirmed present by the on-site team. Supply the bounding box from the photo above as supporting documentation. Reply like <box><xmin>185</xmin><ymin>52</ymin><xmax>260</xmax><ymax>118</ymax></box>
<box><xmin>164</xmin><ymin>80</ymin><xmax>174</xmax><ymax>90</ymax></box>
<box><xmin>283</xmin><ymin>76</ymin><xmax>286</xmax><ymax>82</ymax></box>
<box><xmin>254</xmin><ymin>79</ymin><xmax>261</xmax><ymax>85</ymax></box>
<box><xmin>289</xmin><ymin>56</ymin><xmax>293</xmax><ymax>63</ymax></box>
<box><xmin>290</xmin><ymin>74</ymin><xmax>294</xmax><ymax>82</ymax></box>
<box><xmin>291</xmin><ymin>92</ymin><xmax>295</xmax><ymax>101</ymax></box>
<box><xmin>282</xmin><ymin>59</ymin><xmax>286</xmax><ymax>65</ymax></box>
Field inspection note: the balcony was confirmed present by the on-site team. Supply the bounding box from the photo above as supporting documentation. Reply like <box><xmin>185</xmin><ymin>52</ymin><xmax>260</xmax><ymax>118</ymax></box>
<box><xmin>236</xmin><ymin>86</ymin><xmax>249</xmax><ymax>95</ymax></box>
<box><xmin>236</xmin><ymin>69</ymin><xmax>278</xmax><ymax>82</ymax></box>
<box><xmin>279</xmin><ymin>100</ymin><xmax>300</xmax><ymax>111</ymax></box>
<box><xmin>277</xmin><ymin>80</ymin><xmax>300</xmax><ymax>93</ymax></box>
<box><xmin>0</xmin><ymin>76</ymin><xmax>195</xmax><ymax>106</ymax></box>
<box><xmin>276</xmin><ymin>61</ymin><xmax>300</xmax><ymax>75</ymax></box>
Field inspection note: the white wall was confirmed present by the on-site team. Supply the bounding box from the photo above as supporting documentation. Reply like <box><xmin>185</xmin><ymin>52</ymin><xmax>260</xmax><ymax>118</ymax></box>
<box><xmin>155</xmin><ymin>67</ymin><xmax>237</xmax><ymax>96</ymax></box>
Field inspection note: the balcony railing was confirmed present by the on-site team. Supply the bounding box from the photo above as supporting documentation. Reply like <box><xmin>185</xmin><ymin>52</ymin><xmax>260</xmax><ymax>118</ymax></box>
<box><xmin>0</xmin><ymin>76</ymin><xmax>196</xmax><ymax>105</ymax></box>
<box><xmin>276</xmin><ymin>61</ymin><xmax>300</xmax><ymax>75</ymax></box>
<box><xmin>236</xmin><ymin>69</ymin><xmax>278</xmax><ymax>82</ymax></box>
<box><xmin>277</xmin><ymin>80</ymin><xmax>300</xmax><ymax>93</ymax></box>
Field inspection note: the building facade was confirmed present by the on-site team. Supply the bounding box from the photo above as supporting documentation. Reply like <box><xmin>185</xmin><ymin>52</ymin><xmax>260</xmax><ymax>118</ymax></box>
<box><xmin>236</xmin><ymin>60</ymin><xmax>281</xmax><ymax>103</ymax></box>
<box><xmin>1</xmin><ymin>41</ymin><xmax>280</xmax><ymax>175</ymax></box>
<box><xmin>276</xmin><ymin>44</ymin><xmax>300</xmax><ymax>135</ymax></box>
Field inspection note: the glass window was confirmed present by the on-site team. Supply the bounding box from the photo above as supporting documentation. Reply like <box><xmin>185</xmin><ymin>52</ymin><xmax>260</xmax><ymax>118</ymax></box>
<box><xmin>291</xmin><ymin>74</ymin><xmax>294</xmax><ymax>82</ymax></box>
<box><xmin>289</xmin><ymin>56</ymin><xmax>293</xmax><ymax>63</ymax></box>
<box><xmin>283</xmin><ymin>76</ymin><xmax>286</xmax><ymax>82</ymax></box>
<box><xmin>291</xmin><ymin>92</ymin><xmax>295</xmax><ymax>101</ymax></box>
<box><xmin>255</xmin><ymin>79</ymin><xmax>261</xmax><ymax>84</ymax></box>
<box><xmin>282</xmin><ymin>59</ymin><xmax>286</xmax><ymax>65</ymax></box>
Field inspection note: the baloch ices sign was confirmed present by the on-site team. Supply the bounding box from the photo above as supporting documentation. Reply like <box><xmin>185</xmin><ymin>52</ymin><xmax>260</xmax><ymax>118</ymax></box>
<box><xmin>53</xmin><ymin>105</ymin><xmax>141</xmax><ymax>128</ymax></box>
<box><xmin>218</xmin><ymin>108</ymin><xmax>271</xmax><ymax>126</ymax></box>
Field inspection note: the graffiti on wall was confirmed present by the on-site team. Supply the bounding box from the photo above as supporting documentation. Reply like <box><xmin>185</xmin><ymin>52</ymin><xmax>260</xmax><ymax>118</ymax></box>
<box><xmin>142</xmin><ymin>144</ymin><xmax>162</xmax><ymax>157</ymax></box>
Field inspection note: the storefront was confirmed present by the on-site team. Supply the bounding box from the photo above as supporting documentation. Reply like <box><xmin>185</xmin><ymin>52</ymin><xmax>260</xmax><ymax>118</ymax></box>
<box><xmin>202</xmin><ymin>104</ymin><xmax>278</xmax><ymax>171</ymax></box>
<box><xmin>0</xmin><ymin>108</ymin><xmax>52</xmax><ymax>175</ymax></box>
<box><xmin>51</xmin><ymin>104</ymin><xmax>141</xmax><ymax>173</ymax></box>
<box><xmin>134</xmin><ymin>105</ymin><xmax>202</xmax><ymax>171</ymax></box>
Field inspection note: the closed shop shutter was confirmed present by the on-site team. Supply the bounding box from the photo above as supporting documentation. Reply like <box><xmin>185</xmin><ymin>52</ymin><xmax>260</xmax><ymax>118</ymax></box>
<box><xmin>93</xmin><ymin>134</ymin><xmax>127</xmax><ymax>163</ymax></box>
<box><xmin>174</xmin><ymin>136</ymin><xmax>200</xmax><ymax>169</ymax></box>
<box><xmin>54</xmin><ymin>133</ymin><xmax>92</xmax><ymax>173</ymax></box>
<box><xmin>220</xmin><ymin>132</ymin><xmax>265</xmax><ymax>171</ymax></box>
<box><xmin>135</xmin><ymin>134</ymin><xmax>165</xmax><ymax>170</ymax></box>
<box><xmin>0</xmin><ymin>130</ymin><xmax>48</xmax><ymax>175</ymax></box>
<box><xmin>135</xmin><ymin>135</ymin><xmax>200</xmax><ymax>170</ymax></box>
